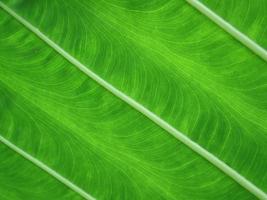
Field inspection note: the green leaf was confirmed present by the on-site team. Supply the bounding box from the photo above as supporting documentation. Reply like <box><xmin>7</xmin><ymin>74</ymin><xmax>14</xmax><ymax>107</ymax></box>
<box><xmin>200</xmin><ymin>0</ymin><xmax>267</xmax><ymax>49</ymax></box>
<box><xmin>0</xmin><ymin>0</ymin><xmax>267</xmax><ymax>199</ymax></box>
<box><xmin>0</xmin><ymin>9</ymin><xmax>254</xmax><ymax>199</ymax></box>
<box><xmin>0</xmin><ymin>142</ymin><xmax>82</xmax><ymax>200</ymax></box>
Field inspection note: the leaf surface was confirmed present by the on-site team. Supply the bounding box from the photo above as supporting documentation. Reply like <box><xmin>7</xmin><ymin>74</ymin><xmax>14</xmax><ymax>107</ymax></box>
<box><xmin>0</xmin><ymin>142</ymin><xmax>82</xmax><ymax>200</ymax></box>
<box><xmin>0</xmin><ymin>9</ymin><xmax>256</xmax><ymax>199</ymax></box>
<box><xmin>201</xmin><ymin>0</ymin><xmax>267</xmax><ymax>49</ymax></box>
<box><xmin>0</xmin><ymin>0</ymin><xmax>267</xmax><ymax>199</ymax></box>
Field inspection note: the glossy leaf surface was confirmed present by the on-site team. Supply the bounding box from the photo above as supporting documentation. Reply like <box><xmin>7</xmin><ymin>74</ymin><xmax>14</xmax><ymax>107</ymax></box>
<box><xmin>0</xmin><ymin>0</ymin><xmax>267</xmax><ymax>199</ymax></box>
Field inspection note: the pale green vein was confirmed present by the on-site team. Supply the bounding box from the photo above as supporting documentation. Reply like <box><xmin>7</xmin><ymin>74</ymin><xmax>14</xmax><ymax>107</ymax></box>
<box><xmin>0</xmin><ymin>135</ymin><xmax>95</xmax><ymax>200</ymax></box>
<box><xmin>0</xmin><ymin>2</ymin><xmax>267</xmax><ymax>200</ymax></box>
<box><xmin>186</xmin><ymin>0</ymin><xmax>267</xmax><ymax>63</ymax></box>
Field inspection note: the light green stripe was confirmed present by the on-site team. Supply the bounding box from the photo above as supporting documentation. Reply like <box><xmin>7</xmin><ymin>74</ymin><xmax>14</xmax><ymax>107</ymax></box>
<box><xmin>0</xmin><ymin>135</ymin><xmax>95</xmax><ymax>200</ymax></box>
<box><xmin>186</xmin><ymin>0</ymin><xmax>267</xmax><ymax>63</ymax></box>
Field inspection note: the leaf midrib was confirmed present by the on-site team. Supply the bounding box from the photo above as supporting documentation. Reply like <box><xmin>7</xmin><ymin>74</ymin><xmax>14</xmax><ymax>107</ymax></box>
<box><xmin>186</xmin><ymin>0</ymin><xmax>267</xmax><ymax>62</ymax></box>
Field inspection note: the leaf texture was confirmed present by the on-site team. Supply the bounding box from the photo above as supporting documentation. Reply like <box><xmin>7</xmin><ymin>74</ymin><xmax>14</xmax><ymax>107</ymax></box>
<box><xmin>0</xmin><ymin>143</ymin><xmax>82</xmax><ymax>200</ymax></box>
<box><xmin>0</xmin><ymin>9</ymin><xmax>257</xmax><ymax>199</ymax></box>
<box><xmin>201</xmin><ymin>0</ymin><xmax>267</xmax><ymax>49</ymax></box>
<box><xmin>1</xmin><ymin>0</ymin><xmax>267</xmax><ymax>199</ymax></box>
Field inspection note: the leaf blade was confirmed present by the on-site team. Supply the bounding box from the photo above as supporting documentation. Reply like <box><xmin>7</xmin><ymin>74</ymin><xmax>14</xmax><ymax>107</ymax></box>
<box><xmin>0</xmin><ymin>7</ymin><xmax>259</xmax><ymax>199</ymax></box>
<box><xmin>2</xmin><ymin>0</ymin><xmax>267</xmax><ymax>196</ymax></box>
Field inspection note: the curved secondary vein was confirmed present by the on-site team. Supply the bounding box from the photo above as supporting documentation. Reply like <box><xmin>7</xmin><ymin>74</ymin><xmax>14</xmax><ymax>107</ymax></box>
<box><xmin>0</xmin><ymin>135</ymin><xmax>95</xmax><ymax>200</ymax></box>
<box><xmin>186</xmin><ymin>0</ymin><xmax>267</xmax><ymax>63</ymax></box>
<box><xmin>0</xmin><ymin>2</ymin><xmax>266</xmax><ymax>200</ymax></box>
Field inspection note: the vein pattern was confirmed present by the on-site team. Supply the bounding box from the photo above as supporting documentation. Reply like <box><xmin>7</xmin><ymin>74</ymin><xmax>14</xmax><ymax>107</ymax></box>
<box><xmin>1</xmin><ymin>2</ymin><xmax>267</xmax><ymax>199</ymax></box>
<box><xmin>1</xmin><ymin>0</ymin><xmax>267</xmax><ymax>197</ymax></box>
<box><xmin>201</xmin><ymin>0</ymin><xmax>267</xmax><ymax>50</ymax></box>
<box><xmin>0</xmin><ymin>8</ymin><xmax>258</xmax><ymax>200</ymax></box>
<box><xmin>0</xmin><ymin>142</ymin><xmax>83</xmax><ymax>200</ymax></box>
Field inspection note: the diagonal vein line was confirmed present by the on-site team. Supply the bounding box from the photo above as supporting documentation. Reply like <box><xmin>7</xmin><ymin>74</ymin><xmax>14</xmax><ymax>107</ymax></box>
<box><xmin>0</xmin><ymin>2</ymin><xmax>266</xmax><ymax>200</ymax></box>
<box><xmin>186</xmin><ymin>0</ymin><xmax>267</xmax><ymax>63</ymax></box>
<box><xmin>0</xmin><ymin>135</ymin><xmax>95</xmax><ymax>200</ymax></box>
